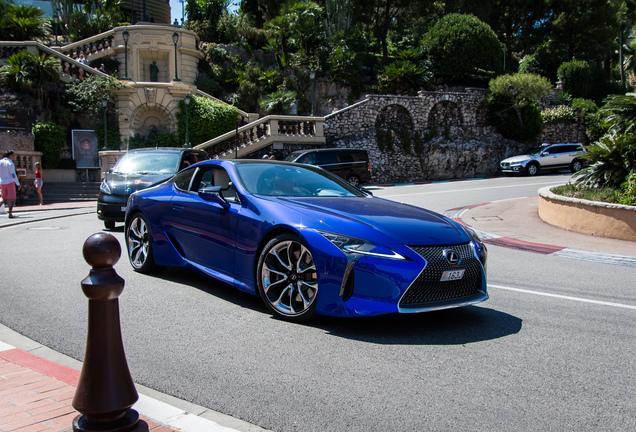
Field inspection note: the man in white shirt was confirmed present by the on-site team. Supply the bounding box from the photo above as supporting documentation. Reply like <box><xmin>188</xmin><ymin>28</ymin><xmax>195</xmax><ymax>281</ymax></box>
<box><xmin>0</xmin><ymin>150</ymin><xmax>21</xmax><ymax>218</ymax></box>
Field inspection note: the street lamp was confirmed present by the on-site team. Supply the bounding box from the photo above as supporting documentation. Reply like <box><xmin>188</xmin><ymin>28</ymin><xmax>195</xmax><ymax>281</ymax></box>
<box><xmin>184</xmin><ymin>93</ymin><xmax>191</xmax><ymax>148</ymax></box>
<box><xmin>102</xmin><ymin>96</ymin><xmax>108</xmax><ymax>150</ymax></box>
<box><xmin>53</xmin><ymin>16</ymin><xmax>59</xmax><ymax>46</ymax></box>
<box><xmin>310</xmin><ymin>70</ymin><xmax>316</xmax><ymax>116</ymax></box>
<box><xmin>122</xmin><ymin>29</ymin><xmax>130</xmax><ymax>80</ymax></box>
<box><xmin>172</xmin><ymin>32</ymin><xmax>180</xmax><ymax>81</ymax></box>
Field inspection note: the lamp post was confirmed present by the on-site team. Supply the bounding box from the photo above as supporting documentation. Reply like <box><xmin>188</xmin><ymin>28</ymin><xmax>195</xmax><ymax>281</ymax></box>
<box><xmin>310</xmin><ymin>70</ymin><xmax>316</xmax><ymax>116</ymax></box>
<box><xmin>172</xmin><ymin>32</ymin><xmax>180</xmax><ymax>81</ymax></box>
<box><xmin>184</xmin><ymin>93</ymin><xmax>191</xmax><ymax>148</ymax></box>
<box><xmin>102</xmin><ymin>96</ymin><xmax>108</xmax><ymax>150</ymax></box>
<box><xmin>122</xmin><ymin>29</ymin><xmax>130</xmax><ymax>80</ymax></box>
<box><xmin>53</xmin><ymin>16</ymin><xmax>59</xmax><ymax>46</ymax></box>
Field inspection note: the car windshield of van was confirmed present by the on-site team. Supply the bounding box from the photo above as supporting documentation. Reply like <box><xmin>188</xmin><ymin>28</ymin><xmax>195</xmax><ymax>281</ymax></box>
<box><xmin>113</xmin><ymin>152</ymin><xmax>180</xmax><ymax>175</ymax></box>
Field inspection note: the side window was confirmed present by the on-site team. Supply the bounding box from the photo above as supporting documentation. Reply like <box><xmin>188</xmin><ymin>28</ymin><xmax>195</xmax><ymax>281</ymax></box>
<box><xmin>299</xmin><ymin>153</ymin><xmax>316</xmax><ymax>165</ymax></box>
<box><xmin>198</xmin><ymin>168</ymin><xmax>216</xmax><ymax>190</ymax></box>
<box><xmin>338</xmin><ymin>153</ymin><xmax>354</xmax><ymax>163</ymax></box>
<box><xmin>173</xmin><ymin>167</ymin><xmax>197</xmax><ymax>192</ymax></box>
<box><xmin>317</xmin><ymin>152</ymin><xmax>337</xmax><ymax>165</ymax></box>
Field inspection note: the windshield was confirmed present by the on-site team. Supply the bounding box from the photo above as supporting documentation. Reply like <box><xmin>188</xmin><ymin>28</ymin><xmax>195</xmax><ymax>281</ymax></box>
<box><xmin>525</xmin><ymin>146</ymin><xmax>547</xmax><ymax>156</ymax></box>
<box><xmin>113</xmin><ymin>151</ymin><xmax>180</xmax><ymax>175</ymax></box>
<box><xmin>236</xmin><ymin>163</ymin><xmax>366</xmax><ymax>197</ymax></box>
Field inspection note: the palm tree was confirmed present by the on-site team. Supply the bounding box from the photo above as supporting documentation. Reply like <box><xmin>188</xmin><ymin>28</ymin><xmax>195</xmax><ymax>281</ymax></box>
<box><xmin>0</xmin><ymin>4</ymin><xmax>46</xmax><ymax>41</ymax></box>
<box><xmin>24</xmin><ymin>51</ymin><xmax>61</xmax><ymax>106</ymax></box>
<box><xmin>0</xmin><ymin>51</ymin><xmax>31</xmax><ymax>91</ymax></box>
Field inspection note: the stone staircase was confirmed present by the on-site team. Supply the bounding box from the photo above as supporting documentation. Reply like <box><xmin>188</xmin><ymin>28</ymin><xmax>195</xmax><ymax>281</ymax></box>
<box><xmin>21</xmin><ymin>182</ymin><xmax>101</xmax><ymax>205</ymax></box>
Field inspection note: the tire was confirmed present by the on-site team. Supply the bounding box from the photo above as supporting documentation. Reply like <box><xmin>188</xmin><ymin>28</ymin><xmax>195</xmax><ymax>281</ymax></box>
<box><xmin>526</xmin><ymin>162</ymin><xmax>539</xmax><ymax>176</ymax></box>
<box><xmin>126</xmin><ymin>213</ymin><xmax>160</xmax><ymax>273</ymax></box>
<box><xmin>570</xmin><ymin>159</ymin><xmax>583</xmax><ymax>172</ymax></box>
<box><xmin>104</xmin><ymin>220</ymin><xmax>115</xmax><ymax>230</ymax></box>
<box><xmin>346</xmin><ymin>175</ymin><xmax>361</xmax><ymax>187</ymax></box>
<box><xmin>256</xmin><ymin>234</ymin><xmax>318</xmax><ymax>322</ymax></box>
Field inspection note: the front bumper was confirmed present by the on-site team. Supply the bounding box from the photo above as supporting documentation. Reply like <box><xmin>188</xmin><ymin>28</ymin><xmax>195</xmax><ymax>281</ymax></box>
<box><xmin>97</xmin><ymin>194</ymin><xmax>127</xmax><ymax>222</ymax></box>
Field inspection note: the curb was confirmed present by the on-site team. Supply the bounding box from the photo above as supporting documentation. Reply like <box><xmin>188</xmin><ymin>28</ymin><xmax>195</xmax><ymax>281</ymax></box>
<box><xmin>445</xmin><ymin>204</ymin><xmax>636</xmax><ymax>268</ymax></box>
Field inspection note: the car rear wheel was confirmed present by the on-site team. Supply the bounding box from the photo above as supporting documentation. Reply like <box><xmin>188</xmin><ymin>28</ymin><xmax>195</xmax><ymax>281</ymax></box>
<box><xmin>570</xmin><ymin>159</ymin><xmax>583</xmax><ymax>172</ymax></box>
<box><xmin>126</xmin><ymin>213</ymin><xmax>160</xmax><ymax>273</ymax></box>
<box><xmin>346</xmin><ymin>175</ymin><xmax>361</xmax><ymax>187</ymax></box>
<box><xmin>526</xmin><ymin>162</ymin><xmax>539</xmax><ymax>176</ymax></box>
<box><xmin>257</xmin><ymin>234</ymin><xmax>318</xmax><ymax>322</ymax></box>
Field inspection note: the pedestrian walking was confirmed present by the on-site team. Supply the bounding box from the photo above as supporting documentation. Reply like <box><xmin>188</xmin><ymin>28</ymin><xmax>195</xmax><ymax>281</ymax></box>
<box><xmin>34</xmin><ymin>161</ymin><xmax>43</xmax><ymax>205</ymax></box>
<box><xmin>0</xmin><ymin>150</ymin><xmax>22</xmax><ymax>218</ymax></box>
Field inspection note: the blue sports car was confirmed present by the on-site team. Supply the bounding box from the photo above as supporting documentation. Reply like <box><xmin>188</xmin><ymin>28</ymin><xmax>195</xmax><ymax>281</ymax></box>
<box><xmin>125</xmin><ymin>160</ymin><xmax>488</xmax><ymax>321</ymax></box>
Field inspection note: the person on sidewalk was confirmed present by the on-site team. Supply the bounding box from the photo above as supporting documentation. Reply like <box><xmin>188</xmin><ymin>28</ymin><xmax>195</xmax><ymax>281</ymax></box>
<box><xmin>34</xmin><ymin>161</ymin><xmax>43</xmax><ymax>205</ymax></box>
<box><xmin>0</xmin><ymin>150</ymin><xmax>21</xmax><ymax>218</ymax></box>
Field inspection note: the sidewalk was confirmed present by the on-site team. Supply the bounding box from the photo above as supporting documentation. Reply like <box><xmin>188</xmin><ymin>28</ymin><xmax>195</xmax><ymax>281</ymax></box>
<box><xmin>0</xmin><ymin>324</ymin><xmax>266</xmax><ymax>432</ymax></box>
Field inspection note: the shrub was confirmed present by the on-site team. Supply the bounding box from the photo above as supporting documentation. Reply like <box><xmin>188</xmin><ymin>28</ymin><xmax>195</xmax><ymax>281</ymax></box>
<box><xmin>558</xmin><ymin>59</ymin><xmax>593</xmax><ymax>99</ymax></box>
<box><xmin>176</xmin><ymin>96</ymin><xmax>237</xmax><ymax>146</ymax></box>
<box><xmin>128</xmin><ymin>131</ymin><xmax>180</xmax><ymax>149</ymax></box>
<box><xmin>616</xmin><ymin>172</ymin><xmax>636</xmax><ymax>205</ymax></box>
<box><xmin>399</xmin><ymin>129</ymin><xmax>411</xmax><ymax>154</ymax></box>
<box><xmin>32</xmin><ymin>121</ymin><xmax>66</xmax><ymax>169</ymax></box>
<box><xmin>575</xmin><ymin>134</ymin><xmax>636</xmax><ymax>188</ymax></box>
<box><xmin>542</xmin><ymin>105</ymin><xmax>576</xmax><ymax>124</ymax></box>
<box><xmin>420</xmin><ymin>14</ymin><xmax>502</xmax><ymax>84</ymax></box>
<box><xmin>492</xmin><ymin>102</ymin><xmax>543</xmax><ymax>142</ymax></box>
<box><xmin>413</xmin><ymin>132</ymin><xmax>423</xmax><ymax>154</ymax></box>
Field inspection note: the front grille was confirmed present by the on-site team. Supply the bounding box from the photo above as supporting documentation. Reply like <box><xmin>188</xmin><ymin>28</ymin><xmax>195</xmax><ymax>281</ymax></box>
<box><xmin>501</xmin><ymin>162</ymin><xmax>510</xmax><ymax>169</ymax></box>
<box><xmin>399</xmin><ymin>243</ymin><xmax>483</xmax><ymax>308</ymax></box>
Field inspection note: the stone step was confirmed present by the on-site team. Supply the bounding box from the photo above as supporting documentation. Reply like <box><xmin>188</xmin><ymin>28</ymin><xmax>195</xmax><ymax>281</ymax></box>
<box><xmin>22</xmin><ymin>182</ymin><xmax>101</xmax><ymax>204</ymax></box>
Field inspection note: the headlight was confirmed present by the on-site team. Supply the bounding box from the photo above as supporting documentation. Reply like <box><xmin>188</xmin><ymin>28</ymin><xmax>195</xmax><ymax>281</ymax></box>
<box><xmin>463</xmin><ymin>226</ymin><xmax>487</xmax><ymax>265</ymax></box>
<box><xmin>100</xmin><ymin>181</ymin><xmax>111</xmax><ymax>194</ymax></box>
<box><xmin>318</xmin><ymin>231</ymin><xmax>405</xmax><ymax>260</ymax></box>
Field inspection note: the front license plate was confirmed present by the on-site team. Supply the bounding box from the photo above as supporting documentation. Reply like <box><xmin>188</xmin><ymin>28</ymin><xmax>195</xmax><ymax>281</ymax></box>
<box><xmin>440</xmin><ymin>269</ymin><xmax>465</xmax><ymax>282</ymax></box>
<box><xmin>121</xmin><ymin>206</ymin><xmax>127</xmax><ymax>212</ymax></box>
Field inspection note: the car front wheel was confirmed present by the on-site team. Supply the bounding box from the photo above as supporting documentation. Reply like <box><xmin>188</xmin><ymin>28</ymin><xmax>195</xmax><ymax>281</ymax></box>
<box><xmin>526</xmin><ymin>162</ymin><xmax>539</xmax><ymax>176</ymax></box>
<box><xmin>257</xmin><ymin>234</ymin><xmax>318</xmax><ymax>322</ymax></box>
<box><xmin>126</xmin><ymin>213</ymin><xmax>160</xmax><ymax>273</ymax></box>
<box><xmin>570</xmin><ymin>159</ymin><xmax>583</xmax><ymax>172</ymax></box>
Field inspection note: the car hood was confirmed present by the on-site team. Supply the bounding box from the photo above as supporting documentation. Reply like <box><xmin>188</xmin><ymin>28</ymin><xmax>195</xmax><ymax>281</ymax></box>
<box><xmin>274</xmin><ymin>196</ymin><xmax>469</xmax><ymax>246</ymax></box>
<box><xmin>105</xmin><ymin>172</ymin><xmax>172</xmax><ymax>195</ymax></box>
<box><xmin>501</xmin><ymin>154</ymin><xmax>535</xmax><ymax>163</ymax></box>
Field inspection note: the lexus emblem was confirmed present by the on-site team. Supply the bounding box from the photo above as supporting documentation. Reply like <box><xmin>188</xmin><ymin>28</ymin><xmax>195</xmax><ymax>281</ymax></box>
<box><xmin>443</xmin><ymin>249</ymin><xmax>461</xmax><ymax>265</ymax></box>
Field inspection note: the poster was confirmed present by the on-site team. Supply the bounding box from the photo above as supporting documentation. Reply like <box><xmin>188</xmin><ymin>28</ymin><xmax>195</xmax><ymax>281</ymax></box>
<box><xmin>0</xmin><ymin>109</ymin><xmax>27</xmax><ymax>130</ymax></box>
<box><xmin>72</xmin><ymin>130</ymin><xmax>100</xmax><ymax>169</ymax></box>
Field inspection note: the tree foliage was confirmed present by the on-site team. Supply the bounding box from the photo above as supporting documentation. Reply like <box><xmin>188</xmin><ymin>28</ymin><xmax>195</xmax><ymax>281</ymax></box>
<box><xmin>32</xmin><ymin>120</ymin><xmax>66</xmax><ymax>169</ymax></box>
<box><xmin>176</xmin><ymin>96</ymin><xmax>238</xmax><ymax>147</ymax></box>
<box><xmin>420</xmin><ymin>14</ymin><xmax>503</xmax><ymax>83</ymax></box>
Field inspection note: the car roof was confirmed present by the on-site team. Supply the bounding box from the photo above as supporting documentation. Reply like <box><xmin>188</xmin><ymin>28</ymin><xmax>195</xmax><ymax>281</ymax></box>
<box><xmin>292</xmin><ymin>148</ymin><xmax>367</xmax><ymax>153</ymax></box>
<box><xmin>126</xmin><ymin>147</ymin><xmax>206</xmax><ymax>153</ymax></box>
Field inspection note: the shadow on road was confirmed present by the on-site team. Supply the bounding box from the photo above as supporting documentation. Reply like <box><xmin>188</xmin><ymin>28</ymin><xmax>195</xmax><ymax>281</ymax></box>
<box><xmin>146</xmin><ymin>267</ymin><xmax>521</xmax><ymax>345</ymax></box>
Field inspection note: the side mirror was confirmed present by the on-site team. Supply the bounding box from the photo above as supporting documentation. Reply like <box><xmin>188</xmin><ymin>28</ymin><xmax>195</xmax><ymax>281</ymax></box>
<box><xmin>198</xmin><ymin>186</ymin><xmax>230</xmax><ymax>209</ymax></box>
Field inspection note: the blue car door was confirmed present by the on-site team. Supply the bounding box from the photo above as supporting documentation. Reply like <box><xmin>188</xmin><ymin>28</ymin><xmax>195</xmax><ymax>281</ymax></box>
<box><xmin>167</xmin><ymin>166</ymin><xmax>238</xmax><ymax>274</ymax></box>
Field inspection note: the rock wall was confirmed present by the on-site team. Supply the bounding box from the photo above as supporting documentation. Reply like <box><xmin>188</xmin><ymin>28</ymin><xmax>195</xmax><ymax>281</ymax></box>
<box><xmin>539</xmin><ymin>122</ymin><xmax>587</xmax><ymax>144</ymax></box>
<box><xmin>323</xmin><ymin>90</ymin><xmax>525</xmax><ymax>183</ymax></box>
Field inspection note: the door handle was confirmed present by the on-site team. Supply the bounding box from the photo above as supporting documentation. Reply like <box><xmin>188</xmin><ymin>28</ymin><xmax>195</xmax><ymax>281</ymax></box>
<box><xmin>173</xmin><ymin>205</ymin><xmax>183</xmax><ymax>211</ymax></box>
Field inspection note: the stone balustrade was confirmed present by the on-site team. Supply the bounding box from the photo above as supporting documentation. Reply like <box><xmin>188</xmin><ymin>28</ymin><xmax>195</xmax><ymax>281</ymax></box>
<box><xmin>197</xmin><ymin>115</ymin><xmax>325</xmax><ymax>159</ymax></box>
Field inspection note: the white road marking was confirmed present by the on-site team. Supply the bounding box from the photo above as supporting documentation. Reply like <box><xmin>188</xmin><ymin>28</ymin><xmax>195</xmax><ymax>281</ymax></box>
<box><xmin>376</xmin><ymin>180</ymin><xmax>564</xmax><ymax>198</ymax></box>
<box><xmin>490</xmin><ymin>284</ymin><xmax>636</xmax><ymax>310</ymax></box>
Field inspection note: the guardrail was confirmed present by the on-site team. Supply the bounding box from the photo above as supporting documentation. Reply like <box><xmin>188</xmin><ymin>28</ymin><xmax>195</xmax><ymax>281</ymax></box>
<box><xmin>195</xmin><ymin>115</ymin><xmax>325</xmax><ymax>159</ymax></box>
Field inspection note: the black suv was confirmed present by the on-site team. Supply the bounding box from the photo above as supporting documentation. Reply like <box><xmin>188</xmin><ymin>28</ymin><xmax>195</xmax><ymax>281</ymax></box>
<box><xmin>285</xmin><ymin>148</ymin><xmax>371</xmax><ymax>187</ymax></box>
<box><xmin>97</xmin><ymin>147</ymin><xmax>209</xmax><ymax>229</ymax></box>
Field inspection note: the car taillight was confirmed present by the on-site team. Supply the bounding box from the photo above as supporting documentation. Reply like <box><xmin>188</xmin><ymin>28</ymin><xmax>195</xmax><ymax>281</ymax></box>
<box><xmin>367</xmin><ymin>162</ymin><xmax>370</xmax><ymax>172</ymax></box>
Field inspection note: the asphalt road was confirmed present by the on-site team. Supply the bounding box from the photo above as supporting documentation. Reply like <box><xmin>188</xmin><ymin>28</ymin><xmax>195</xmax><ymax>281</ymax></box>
<box><xmin>1</xmin><ymin>173</ymin><xmax>634</xmax><ymax>431</ymax></box>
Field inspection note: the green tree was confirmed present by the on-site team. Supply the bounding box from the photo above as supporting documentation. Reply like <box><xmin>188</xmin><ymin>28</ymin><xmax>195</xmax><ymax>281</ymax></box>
<box><xmin>489</xmin><ymin>73</ymin><xmax>551</xmax><ymax>141</ymax></box>
<box><xmin>420</xmin><ymin>14</ymin><xmax>503</xmax><ymax>84</ymax></box>
<box><xmin>557</xmin><ymin>59</ymin><xmax>593</xmax><ymax>99</ymax></box>
<box><xmin>32</xmin><ymin>121</ymin><xmax>66</xmax><ymax>169</ymax></box>
<box><xmin>0</xmin><ymin>50</ymin><xmax>60</xmax><ymax>107</ymax></box>
<box><xmin>1</xmin><ymin>4</ymin><xmax>46</xmax><ymax>41</ymax></box>
<box><xmin>176</xmin><ymin>95</ymin><xmax>238</xmax><ymax>146</ymax></box>
<box><xmin>259</xmin><ymin>89</ymin><xmax>297</xmax><ymax>114</ymax></box>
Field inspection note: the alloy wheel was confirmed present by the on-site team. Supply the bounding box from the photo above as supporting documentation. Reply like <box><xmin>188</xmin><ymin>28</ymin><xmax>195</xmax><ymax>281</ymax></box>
<box><xmin>260</xmin><ymin>239</ymin><xmax>318</xmax><ymax>318</ymax></box>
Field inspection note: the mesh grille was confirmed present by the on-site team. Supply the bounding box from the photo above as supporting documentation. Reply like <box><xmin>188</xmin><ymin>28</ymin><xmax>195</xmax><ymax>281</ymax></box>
<box><xmin>399</xmin><ymin>243</ymin><xmax>483</xmax><ymax>308</ymax></box>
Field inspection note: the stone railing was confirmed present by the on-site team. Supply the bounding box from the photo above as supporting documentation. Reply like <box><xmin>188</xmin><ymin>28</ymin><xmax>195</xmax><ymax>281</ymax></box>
<box><xmin>196</xmin><ymin>115</ymin><xmax>325</xmax><ymax>159</ymax></box>
<box><xmin>58</xmin><ymin>30</ymin><xmax>116</xmax><ymax>61</ymax></box>
<box><xmin>0</xmin><ymin>41</ymin><xmax>108</xmax><ymax>83</ymax></box>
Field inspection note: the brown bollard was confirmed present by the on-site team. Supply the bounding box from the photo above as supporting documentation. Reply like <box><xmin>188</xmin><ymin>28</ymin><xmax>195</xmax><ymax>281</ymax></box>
<box><xmin>72</xmin><ymin>232</ymin><xmax>139</xmax><ymax>432</ymax></box>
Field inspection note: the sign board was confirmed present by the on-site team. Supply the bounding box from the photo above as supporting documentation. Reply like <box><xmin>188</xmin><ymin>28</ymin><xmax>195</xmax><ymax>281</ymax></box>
<box><xmin>72</xmin><ymin>130</ymin><xmax>100</xmax><ymax>169</ymax></box>
<box><xmin>16</xmin><ymin>168</ymin><xmax>26</xmax><ymax>177</ymax></box>
<box><xmin>0</xmin><ymin>109</ymin><xmax>27</xmax><ymax>131</ymax></box>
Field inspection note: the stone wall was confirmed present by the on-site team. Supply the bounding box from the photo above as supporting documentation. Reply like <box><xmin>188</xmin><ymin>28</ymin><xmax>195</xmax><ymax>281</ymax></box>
<box><xmin>323</xmin><ymin>90</ymin><xmax>525</xmax><ymax>183</ymax></box>
<box><xmin>539</xmin><ymin>122</ymin><xmax>587</xmax><ymax>144</ymax></box>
